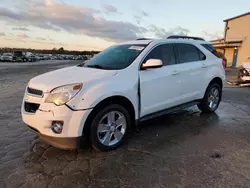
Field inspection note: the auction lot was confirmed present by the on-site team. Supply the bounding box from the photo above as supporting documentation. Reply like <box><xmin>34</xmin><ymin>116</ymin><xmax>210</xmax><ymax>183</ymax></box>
<box><xmin>1</xmin><ymin>60</ymin><xmax>250</xmax><ymax>188</ymax></box>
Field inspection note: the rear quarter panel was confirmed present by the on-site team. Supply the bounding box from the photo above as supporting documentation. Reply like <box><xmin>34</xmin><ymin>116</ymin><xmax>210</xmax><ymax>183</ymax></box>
<box><xmin>202</xmin><ymin>58</ymin><xmax>225</xmax><ymax>97</ymax></box>
<box><xmin>196</xmin><ymin>43</ymin><xmax>226</xmax><ymax>98</ymax></box>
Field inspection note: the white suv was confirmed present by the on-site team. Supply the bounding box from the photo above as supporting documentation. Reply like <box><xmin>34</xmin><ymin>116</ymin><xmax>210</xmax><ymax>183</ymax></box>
<box><xmin>22</xmin><ymin>36</ymin><xmax>225</xmax><ymax>151</ymax></box>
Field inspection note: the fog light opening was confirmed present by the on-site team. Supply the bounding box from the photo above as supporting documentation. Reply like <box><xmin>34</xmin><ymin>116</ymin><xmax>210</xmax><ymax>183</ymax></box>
<box><xmin>51</xmin><ymin>121</ymin><xmax>63</xmax><ymax>134</ymax></box>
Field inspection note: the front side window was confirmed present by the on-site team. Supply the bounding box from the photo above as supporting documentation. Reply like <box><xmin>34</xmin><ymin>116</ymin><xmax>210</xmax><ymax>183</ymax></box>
<box><xmin>83</xmin><ymin>44</ymin><xmax>147</xmax><ymax>70</ymax></box>
<box><xmin>176</xmin><ymin>43</ymin><xmax>204</xmax><ymax>63</ymax></box>
<box><xmin>143</xmin><ymin>44</ymin><xmax>176</xmax><ymax>66</ymax></box>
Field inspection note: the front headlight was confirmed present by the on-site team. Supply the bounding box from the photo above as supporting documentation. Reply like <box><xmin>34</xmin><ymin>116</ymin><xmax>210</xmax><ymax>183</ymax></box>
<box><xmin>45</xmin><ymin>83</ymin><xmax>82</xmax><ymax>106</ymax></box>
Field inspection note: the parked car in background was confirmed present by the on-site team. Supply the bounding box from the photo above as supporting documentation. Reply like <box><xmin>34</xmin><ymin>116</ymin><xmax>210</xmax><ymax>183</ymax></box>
<box><xmin>73</xmin><ymin>55</ymin><xmax>91</xmax><ymax>60</ymax></box>
<box><xmin>45</xmin><ymin>54</ymin><xmax>53</xmax><ymax>60</ymax></box>
<box><xmin>1</xmin><ymin>53</ymin><xmax>13</xmax><ymax>62</ymax></box>
<box><xmin>13</xmin><ymin>51</ymin><xmax>28</xmax><ymax>62</ymax></box>
<box><xmin>28</xmin><ymin>55</ymin><xmax>37</xmax><ymax>62</ymax></box>
<box><xmin>12</xmin><ymin>51</ymin><xmax>37</xmax><ymax>62</ymax></box>
<box><xmin>50</xmin><ymin>55</ymin><xmax>58</xmax><ymax>60</ymax></box>
<box><xmin>73</xmin><ymin>55</ymin><xmax>78</xmax><ymax>60</ymax></box>
<box><xmin>73</xmin><ymin>55</ymin><xmax>84</xmax><ymax>60</ymax></box>
<box><xmin>238</xmin><ymin>57</ymin><xmax>250</xmax><ymax>83</ymax></box>
<box><xmin>35</xmin><ymin>55</ymin><xmax>42</xmax><ymax>61</ymax></box>
<box><xmin>22</xmin><ymin>35</ymin><xmax>225</xmax><ymax>151</ymax></box>
<box><xmin>35</xmin><ymin>54</ymin><xmax>46</xmax><ymax>61</ymax></box>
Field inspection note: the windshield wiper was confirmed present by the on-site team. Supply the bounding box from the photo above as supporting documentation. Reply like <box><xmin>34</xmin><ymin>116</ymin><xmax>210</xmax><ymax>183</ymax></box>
<box><xmin>85</xmin><ymin>64</ymin><xmax>105</xmax><ymax>69</ymax></box>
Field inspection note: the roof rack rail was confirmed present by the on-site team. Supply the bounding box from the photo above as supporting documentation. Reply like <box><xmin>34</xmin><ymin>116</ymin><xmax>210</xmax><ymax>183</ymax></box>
<box><xmin>167</xmin><ymin>35</ymin><xmax>205</xmax><ymax>41</ymax></box>
<box><xmin>136</xmin><ymin>38</ymin><xmax>154</xmax><ymax>40</ymax></box>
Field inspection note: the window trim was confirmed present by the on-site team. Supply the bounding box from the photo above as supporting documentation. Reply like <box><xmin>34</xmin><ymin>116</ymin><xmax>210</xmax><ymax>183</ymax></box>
<box><xmin>139</xmin><ymin>42</ymin><xmax>177</xmax><ymax>69</ymax></box>
<box><xmin>173</xmin><ymin>43</ymin><xmax>180</xmax><ymax>64</ymax></box>
<box><xmin>174</xmin><ymin>43</ymin><xmax>206</xmax><ymax>64</ymax></box>
<box><xmin>196</xmin><ymin>47</ymin><xmax>206</xmax><ymax>61</ymax></box>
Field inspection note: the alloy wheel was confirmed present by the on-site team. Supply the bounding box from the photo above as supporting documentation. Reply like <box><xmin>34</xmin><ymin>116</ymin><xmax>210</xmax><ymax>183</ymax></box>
<box><xmin>208</xmin><ymin>87</ymin><xmax>220</xmax><ymax>110</ymax></box>
<box><xmin>97</xmin><ymin>111</ymin><xmax>127</xmax><ymax>146</ymax></box>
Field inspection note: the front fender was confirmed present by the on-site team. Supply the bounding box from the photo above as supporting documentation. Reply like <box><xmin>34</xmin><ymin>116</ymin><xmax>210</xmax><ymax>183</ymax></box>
<box><xmin>67</xmin><ymin>78</ymin><xmax>139</xmax><ymax>119</ymax></box>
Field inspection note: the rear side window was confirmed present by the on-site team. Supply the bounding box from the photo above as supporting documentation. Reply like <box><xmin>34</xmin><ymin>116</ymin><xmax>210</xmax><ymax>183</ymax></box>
<box><xmin>201</xmin><ymin>44</ymin><xmax>220</xmax><ymax>58</ymax></box>
<box><xmin>176</xmin><ymin>43</ymin><xmax>205</xmax><ymax>63</ymax></box>
<box><xmin>144</xmin><ymin>44</ymin><xmax>176</xmax><ymax>66</ymax></box>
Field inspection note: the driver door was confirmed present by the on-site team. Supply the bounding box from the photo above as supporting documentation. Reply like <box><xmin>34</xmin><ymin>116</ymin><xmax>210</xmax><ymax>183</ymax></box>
<box><xmin>139</xmin><ymin>43</ymin><xmax>182</xmax><ymax>117</ymax></box>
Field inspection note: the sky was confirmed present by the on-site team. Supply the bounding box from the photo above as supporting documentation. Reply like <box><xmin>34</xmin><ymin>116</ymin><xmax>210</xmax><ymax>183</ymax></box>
<box><xmin>0</xmin><ymin>0</ymin><xmax>249</xmax><ymax>51</ymax></box>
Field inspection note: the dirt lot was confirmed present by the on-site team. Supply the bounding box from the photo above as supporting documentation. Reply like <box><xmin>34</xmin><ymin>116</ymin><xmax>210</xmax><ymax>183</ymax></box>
<box><xmin>0</xmin><ymin>61</ymin><xmax>250</xmax><ymax>188</ymax></box>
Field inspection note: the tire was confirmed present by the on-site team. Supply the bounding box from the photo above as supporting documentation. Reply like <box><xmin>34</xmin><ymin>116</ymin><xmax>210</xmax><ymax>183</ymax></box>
<box><xmin>198</xmin><ymin>83</ymin><xmax>222</xmax><ymax>113</ymax></box>
<box><xmin>90</xmin><ymin>104</ymin><xmax>131</xmax><ymax>151</ymax></box>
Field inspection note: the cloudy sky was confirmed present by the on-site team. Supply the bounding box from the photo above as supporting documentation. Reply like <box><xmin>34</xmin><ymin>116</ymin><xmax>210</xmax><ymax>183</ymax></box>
<box><xmin>0</xmin><ymin>0</ymin><xmax>249</xmax><ymax>51</ymax></box>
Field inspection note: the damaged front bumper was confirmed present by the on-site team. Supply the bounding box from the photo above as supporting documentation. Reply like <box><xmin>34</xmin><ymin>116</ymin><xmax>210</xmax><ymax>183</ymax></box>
<box><xmin>21</xmin><ymin>91</ymin><xmax>92</xmax><ymax>150</ymax></box>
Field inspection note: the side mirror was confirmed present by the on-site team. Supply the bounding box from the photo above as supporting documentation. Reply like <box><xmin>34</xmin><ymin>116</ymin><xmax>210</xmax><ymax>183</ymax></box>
<box><xmin>141</xmin><ymin>59</ymin><xmax>163</xmax><ymax>70</ymax></box>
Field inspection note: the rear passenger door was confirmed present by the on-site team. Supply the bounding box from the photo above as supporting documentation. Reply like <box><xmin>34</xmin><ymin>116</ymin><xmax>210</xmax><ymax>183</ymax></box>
<box><xmin>175</xmin><ymin>43</ymin><xmax>206</xmax><ymax>103</ymax></box>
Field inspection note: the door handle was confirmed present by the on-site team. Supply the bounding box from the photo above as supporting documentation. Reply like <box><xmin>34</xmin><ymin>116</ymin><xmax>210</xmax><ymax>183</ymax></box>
<box><xmin>202</xmin><ymin>64</ymin><xmax>207</xmax><ymax>68</ymax></box>
<box><xmin>172</xmin><ymin>70</ymin><xmax>180</xmax><ymax>75</ymax></box>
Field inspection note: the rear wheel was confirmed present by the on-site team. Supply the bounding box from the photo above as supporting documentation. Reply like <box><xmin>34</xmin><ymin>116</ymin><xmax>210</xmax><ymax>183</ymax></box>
<box><xmin>90</xmin><ymin>104</ymin><xmax>131</xmax><ymax>151</ymax></box>
<box><xmin>198</xmin><ymin>83</ymin><xmax>222</xmax><ymax>113</ymax></box>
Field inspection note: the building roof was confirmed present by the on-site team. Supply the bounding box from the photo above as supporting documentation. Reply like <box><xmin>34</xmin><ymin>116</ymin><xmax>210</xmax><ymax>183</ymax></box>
<box><xmin>210</xmin><ymin>38</ymin><xmax>224</xmax><ymax>43</ymax></box>
<box><xmin>224</xmin><ymin>12</ymin><xmax>250</xmax><ymax>22</ymax></box>
<box><xmin>212</xmin><ymin>40</ymin><xmax>242</xmax><ymax>44</ymax></box>
<box><xmin>212</xmin><ymin>40</ymin><xmax>243</xmax><ymax>48</ymax></box>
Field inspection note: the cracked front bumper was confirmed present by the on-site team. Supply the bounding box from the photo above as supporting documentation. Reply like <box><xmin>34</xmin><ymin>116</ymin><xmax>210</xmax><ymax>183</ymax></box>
<box><xmin>21</xmin><ymin>93</ymin><xmax>92</xmax><ymax>149</ymax></box>
<box><xmin>27</xmin><ymin>124</ymin><xmax>82</xmax><ymax>150</ymax></box>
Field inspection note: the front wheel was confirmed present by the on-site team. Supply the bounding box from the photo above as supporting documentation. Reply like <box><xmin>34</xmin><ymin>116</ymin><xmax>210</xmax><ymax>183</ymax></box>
<box><xmin>90</xmin><ymin>104</ymin><xmax>131</xmax><ymax>151</ymax></box>
<box><xmin>198</xmin><ymin>83</ymin><xmax>222</xmax><ymax>113</ymax></box>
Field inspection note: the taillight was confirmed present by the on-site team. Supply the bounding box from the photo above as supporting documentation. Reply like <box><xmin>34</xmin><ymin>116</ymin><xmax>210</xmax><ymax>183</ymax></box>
<box><xmin>222</xmin><ymin>60</ymin><xmax>226</xmax><ymax>69</ymax></box>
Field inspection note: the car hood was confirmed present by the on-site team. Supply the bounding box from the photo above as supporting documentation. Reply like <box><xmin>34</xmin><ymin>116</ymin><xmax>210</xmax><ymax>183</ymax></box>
<box><xmin>243</xmin><ymin>62</ymin><xmax>250</xmax><ymax>70</ymax></box>
<box><xmin>28</xmin><ymin>66</ymin><xmax>118</xmax><ymax>92</ymax></box>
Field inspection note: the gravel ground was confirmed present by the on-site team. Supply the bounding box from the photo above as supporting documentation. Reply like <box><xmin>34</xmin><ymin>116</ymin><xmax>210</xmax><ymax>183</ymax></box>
<box><xmin>0</xmin><ymin>60</ymin><xmax>250</xmax><ymax>188</ymax></box>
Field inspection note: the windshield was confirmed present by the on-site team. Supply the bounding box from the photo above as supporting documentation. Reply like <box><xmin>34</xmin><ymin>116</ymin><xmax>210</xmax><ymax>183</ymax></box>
<box><xmin>83</xmin><ymin>44</ymin><xmax>147</xmax><ymax>70</ymax></box>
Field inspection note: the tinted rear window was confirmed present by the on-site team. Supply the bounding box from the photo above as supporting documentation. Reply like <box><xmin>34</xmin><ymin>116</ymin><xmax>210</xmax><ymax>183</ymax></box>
<box><xmin>201</xmin><ymin>44</ymin><xmax>220</xmax><ymax>58</ymax></box>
